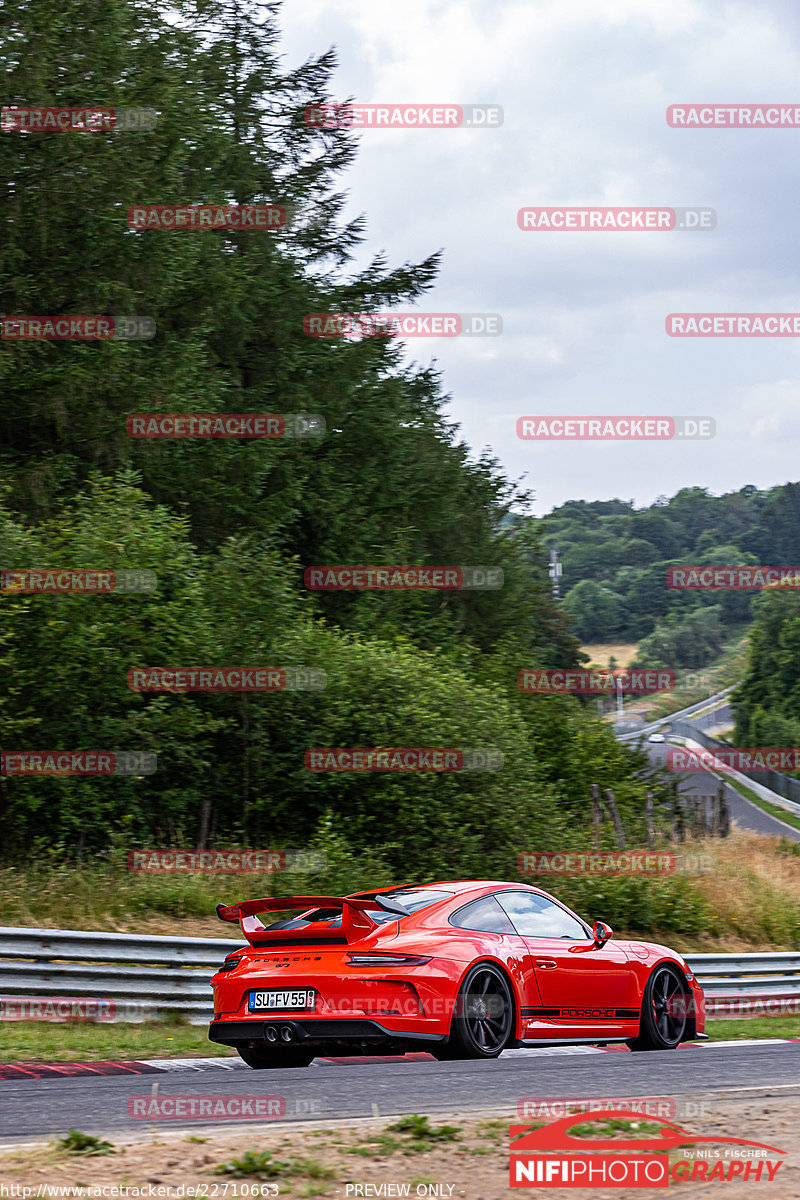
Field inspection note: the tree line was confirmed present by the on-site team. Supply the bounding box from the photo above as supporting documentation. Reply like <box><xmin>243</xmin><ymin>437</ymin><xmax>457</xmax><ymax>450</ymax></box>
<box><xmin>0</xmin><ymin>0</ymin><xmax>669</xmax><ymax>870</ymax></box>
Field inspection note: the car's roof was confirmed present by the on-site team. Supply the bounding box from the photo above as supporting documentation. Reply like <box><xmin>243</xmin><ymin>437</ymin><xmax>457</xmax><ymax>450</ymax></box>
<box><xmin>350</xmin><ymin>880</ymin><xmax>541</xmax><ymax>898</ymax></box>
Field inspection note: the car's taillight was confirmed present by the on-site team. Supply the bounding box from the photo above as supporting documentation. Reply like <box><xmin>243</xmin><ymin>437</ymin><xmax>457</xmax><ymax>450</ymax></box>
<box><xmin>346</xmin><ymin>953</ymin><xmax>431</xmax><ymax>966</ymax></box>
<box><xmin>217</xmin><ymin>956</ymin><xmax>242</xmax><ymax>973</ymax></box>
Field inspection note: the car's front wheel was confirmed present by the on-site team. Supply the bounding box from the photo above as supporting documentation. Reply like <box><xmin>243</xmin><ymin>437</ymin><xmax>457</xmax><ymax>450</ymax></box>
<box><xmin>627</xmin><ymin>965</ymin><xmax>688</xmax><ymax>1051</ymax></box>
<box><xmin>432</xmin><ymin>963</ymin><xmax>515</xmax><ymax>1060</ymax></box>
<box><xmin>236</xmin><ymin>1046</ymin><xmax>315</xmax><ymax>1069</ymax></box>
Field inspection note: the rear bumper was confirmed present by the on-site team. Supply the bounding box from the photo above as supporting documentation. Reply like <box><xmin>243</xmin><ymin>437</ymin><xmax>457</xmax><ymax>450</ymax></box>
<box><xmin>209</xmin><ymin>1017</ymin><xmax>445</xmax><ymax>1047</ymax></box>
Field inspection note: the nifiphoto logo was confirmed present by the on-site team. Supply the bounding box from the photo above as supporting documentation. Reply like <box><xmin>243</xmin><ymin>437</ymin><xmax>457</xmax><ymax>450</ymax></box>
<box><xmin>509</xmin><ymin>1110</ymin><xmax>785</xmax><ymax>1188</ymax></box>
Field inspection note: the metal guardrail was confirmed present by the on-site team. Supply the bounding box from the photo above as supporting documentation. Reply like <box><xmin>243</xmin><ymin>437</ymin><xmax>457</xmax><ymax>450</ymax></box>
<box><xmin>0</xmin><ymin>927</ymin><xmax>798</xmax><ymax>1024</ymax></box>
<box><xmin>0</xmin><ymin>927</ymin><xmax>241</xmax><ymax>1023</ymax></box>
<box><xmin>616</xmin><ymin>686</ymin><xmax>736</xmax><ymax>744</ymax></box>
<box><xmin>670</xmin><ymin>721</ymin><xmax>800</xmax><ymax>814</ymax></box>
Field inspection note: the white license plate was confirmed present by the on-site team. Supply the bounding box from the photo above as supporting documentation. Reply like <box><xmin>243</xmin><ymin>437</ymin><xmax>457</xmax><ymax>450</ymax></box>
<box><xmin>248</xmin><ymin>989</ymin><xmax>315</xmax><ymax>1012</ymax></box>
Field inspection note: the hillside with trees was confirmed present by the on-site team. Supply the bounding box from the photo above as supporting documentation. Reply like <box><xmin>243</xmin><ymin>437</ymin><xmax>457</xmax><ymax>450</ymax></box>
<box><xmin>0</xmin><ymin>0</ymin><xmax>668</xmax><ymax>876</ymax></box>
<box><xmin>531</xmin><ymin>483</ymin><xmax>800</xmax><ymax>668</ymax></box>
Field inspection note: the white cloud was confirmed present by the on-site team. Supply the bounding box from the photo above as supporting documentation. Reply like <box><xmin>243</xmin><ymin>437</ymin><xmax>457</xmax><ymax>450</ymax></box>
<box><xmin>278</xmin><ymin>0</ymin><xmax>800</xmax><ymax>510</ymax></box>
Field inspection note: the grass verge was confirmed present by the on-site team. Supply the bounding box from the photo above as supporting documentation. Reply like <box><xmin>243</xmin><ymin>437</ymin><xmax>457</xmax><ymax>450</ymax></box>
<box><xmin>0</xmin><ymin>1019</ymin><xmax>235</xmax><ymax>1063</ymax></box>
<box><xmin>705</xmin><ymin>1017</ymin><xmax>800</xmax><ymax>1041</ymax></box>
<box><xmin>2</xmin><ymin>1016</ymin><xmax>799</xmax><ymax>1066</ymax></box>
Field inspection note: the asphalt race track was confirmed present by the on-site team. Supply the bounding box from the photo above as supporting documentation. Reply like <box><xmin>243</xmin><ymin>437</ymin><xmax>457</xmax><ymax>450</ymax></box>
<box><xmin>1</xmin><ymin>1042</ymin><xmax>799</xmax><ymax>1140</ymax></box>
<box><xmin>645</xmin><ymin>741</ymin><xmax>800</xmax><ymax>840</ymax></box>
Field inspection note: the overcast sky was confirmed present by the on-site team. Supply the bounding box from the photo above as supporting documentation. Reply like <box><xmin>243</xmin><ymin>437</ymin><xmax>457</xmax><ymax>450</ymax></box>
<box><xmin>278</xmin><ymin>0</ymin><xmax>800</xmax><ymax>515</ymax></box>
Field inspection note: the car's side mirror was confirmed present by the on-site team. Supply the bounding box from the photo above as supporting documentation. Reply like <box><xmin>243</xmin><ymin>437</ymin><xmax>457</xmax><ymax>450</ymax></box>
<box><xmin>592</xmin><ymin>920</ymin><xmax>613</xmax><ymax>947</ymax></box>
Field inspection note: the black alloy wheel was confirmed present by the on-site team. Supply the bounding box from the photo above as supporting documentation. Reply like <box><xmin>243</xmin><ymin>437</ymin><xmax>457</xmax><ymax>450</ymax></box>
<box><xmin>433</xmin><ymin>963</ymin><xmax>515</xmax><ymax>1060</ymax></box>
<box><xmin>627</xmin><ymin>965</ymin><xmax>689</xmax><ymax>1051</ymax></box>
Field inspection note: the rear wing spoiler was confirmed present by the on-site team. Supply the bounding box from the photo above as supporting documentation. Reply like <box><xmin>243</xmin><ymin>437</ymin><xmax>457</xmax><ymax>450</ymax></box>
<box><xmin>216</xmin><ymin>893</ymin><xmax>409</xmax><ymax>946</ymax></box>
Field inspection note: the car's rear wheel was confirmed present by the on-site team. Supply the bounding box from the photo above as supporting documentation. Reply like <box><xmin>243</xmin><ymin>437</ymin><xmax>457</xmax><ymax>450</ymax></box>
<box><xmin>236</xmin><ymin>1046</ymin><xmax>315</xmax><ymax>1069</ymax></box>
<box><xmin>627</xmin><ymin>965</ymin><xmax>688</xmax><ymax>1051</ymax></box>
<box><xmin>432</xmin><ymin>963</ymin><xmax>514</xmax><ymax>1060</ymax></box>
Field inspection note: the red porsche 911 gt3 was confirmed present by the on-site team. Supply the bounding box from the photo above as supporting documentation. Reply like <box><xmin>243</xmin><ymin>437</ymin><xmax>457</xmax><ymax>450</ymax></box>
<box><xmin>208</xmin><ymin>880</ymin><xmax>706</xmax><ymax>1068</ymax></box>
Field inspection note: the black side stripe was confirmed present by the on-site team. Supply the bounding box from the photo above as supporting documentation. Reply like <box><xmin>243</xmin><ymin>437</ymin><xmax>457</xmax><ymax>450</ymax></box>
<box><xmin>521</xmin><ymin>1007</ymin><xmax>639</xmax><ymax>1019</ymax></box>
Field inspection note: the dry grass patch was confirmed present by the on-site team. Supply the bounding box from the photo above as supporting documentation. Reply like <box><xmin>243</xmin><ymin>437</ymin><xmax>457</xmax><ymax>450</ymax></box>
<box><xmin>580</xmin><ymin>643</ymin><xmax>639</xmax><ymax>668</ymax></box>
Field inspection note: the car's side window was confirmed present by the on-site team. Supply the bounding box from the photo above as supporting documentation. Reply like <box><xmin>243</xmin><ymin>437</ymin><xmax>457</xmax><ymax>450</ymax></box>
<box><xmin>495</xmin><ymin>891</ymin><xmax>590</xmax><ymax>939</ymax></box>
<box><xmin>449</xmin><ymin>895</ymin><xmax>517</xmax><ymax>934</ymax></box>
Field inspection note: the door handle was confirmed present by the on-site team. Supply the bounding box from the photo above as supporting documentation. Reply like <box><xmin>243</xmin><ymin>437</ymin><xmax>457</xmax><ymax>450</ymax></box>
<box><xmin>537</xmin><ymin>959</ymin><xmax>557</xmax><ymax>969</ymax></box>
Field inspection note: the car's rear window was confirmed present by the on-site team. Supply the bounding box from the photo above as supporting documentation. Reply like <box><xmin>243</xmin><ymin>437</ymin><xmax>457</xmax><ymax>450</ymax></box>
<box><xmin>272</xmin><ymin>887</ymin><xmax>453</xmax><ymax>929</ymax></box>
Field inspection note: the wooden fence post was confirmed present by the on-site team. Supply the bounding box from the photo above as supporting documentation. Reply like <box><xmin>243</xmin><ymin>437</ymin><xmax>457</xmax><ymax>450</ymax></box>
<box><xmin>645</xmin><ymin>790</ymin><xmax>655</xmax><ymax>849</ymax></box>
<box><xmin>718</xmin><ymin>781</ymin><xmax>730</xmax><ymax>838</ymax></box>
<box><xmin>591</xmin><ymin>784</ymin><xmax>601</xmax><ymax>848</ymax></box>
<box><xmin>672</xmin><ymin>796</ymin><xmax>685</xmax><ymax>842</ymax></box>
<box><xmin>603</xmin><ymin>788</ymin><xmax>627</xmax><ymax>850</ymax></box>
<box><xmin>197</xmin><ymin>795</ymin><xmax>212</xmax><ymax>850</ymax></box>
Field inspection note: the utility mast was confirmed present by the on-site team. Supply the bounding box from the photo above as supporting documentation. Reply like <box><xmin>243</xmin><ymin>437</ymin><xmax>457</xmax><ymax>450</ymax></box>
<box><xmin>548</xmin><ymin>548</ymin><xmax>562</xmax><ymax>597</ymax></box>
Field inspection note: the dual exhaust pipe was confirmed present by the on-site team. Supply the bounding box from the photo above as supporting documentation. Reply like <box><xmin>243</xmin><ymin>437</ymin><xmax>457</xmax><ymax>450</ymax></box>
<box><xmin>265</xmin><ymin>1023</ymin><xmax>296</xmax><ymax>1044</ymax></box>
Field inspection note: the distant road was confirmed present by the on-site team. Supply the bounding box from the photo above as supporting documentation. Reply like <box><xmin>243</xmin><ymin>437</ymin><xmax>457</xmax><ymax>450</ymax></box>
<box><xmin>645</xmin><ymin>741</ymin><xmax>800</xmax><ymax>841</ymax></box>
